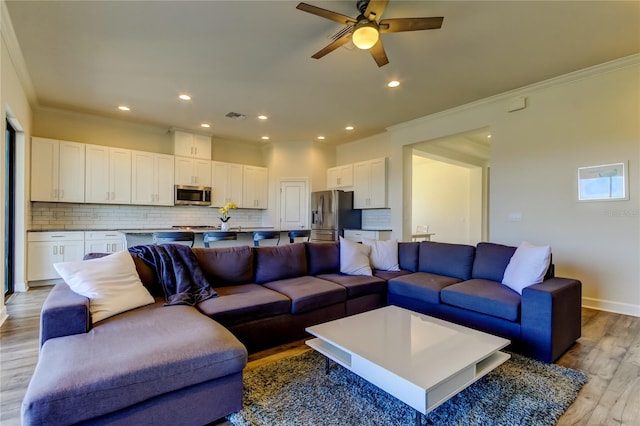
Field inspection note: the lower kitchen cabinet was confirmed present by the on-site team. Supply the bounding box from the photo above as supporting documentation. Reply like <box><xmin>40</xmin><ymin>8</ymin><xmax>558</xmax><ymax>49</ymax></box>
<box><xmin>84</xmin><ymin>231</ymin><xmax>126</xmax><ymax>254</ymax></box>
<box><xmin>27</xmin><ymin>232</ymin><xmax>85</xmax><ymax>281</ymax></box>
<box><xmin>343</xmin><ymin>229</ymin><xmax>392</xmax><ymax>243</ymax></box>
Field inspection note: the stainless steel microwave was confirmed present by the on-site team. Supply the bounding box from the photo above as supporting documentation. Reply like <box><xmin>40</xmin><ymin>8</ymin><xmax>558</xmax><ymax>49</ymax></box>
<box><xmin>174</xmin><ymin>185</ymin><xmax>211</xmax><ymax>206</ymax></box>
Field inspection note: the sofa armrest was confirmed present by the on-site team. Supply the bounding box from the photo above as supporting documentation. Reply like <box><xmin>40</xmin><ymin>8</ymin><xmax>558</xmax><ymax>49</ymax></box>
<box><xmin>40</xmin><ymin>282</ymin><xmax>91</xmax><ymax>347</ymax></box>
<box><xmin>521</xmin><ymin>277</ymin><xmax>582</xmax><ymax>362</ymax></box>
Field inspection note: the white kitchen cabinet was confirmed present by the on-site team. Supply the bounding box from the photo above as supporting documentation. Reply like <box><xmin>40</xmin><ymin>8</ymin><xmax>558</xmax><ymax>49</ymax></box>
<box><xmin>211</xmin><ymin>161</ymin><xmax>243</xmax><ymax>207</ymax></box>
<box><xmin>27</xmin><ymin>232</ymin><xmax>85</xmax><ymax>281</ymax></box>
<box><xmin>131</xmin><ymin>151</ymin><xmax>175</xmax><ymax>206</ymax></box>
<box><xmin>31</xmin><ymin>137</ymin><xmax>85</xmax><ymax>203</ymax></box>
<box><xmin>353</xmin><ymin>158</ymin><xmax>387</xmax><ymax>209</ymax></box>
<box><xmin>242</xmin><ymin>165</ymin><xmax>268</xmax><ymax>209</ymax></box>
<box><xmin>84</xmin><ymin>231</ymin><xmax>126</xmax><ymax>254</ymax></box>
<box><xmin>85</xmin><ymin>144</ymin><xmax>132</xmax><ymax>204</ymax></box>
<box><xmin>173</xmin><ymin>131</ymin><xmax>211</xmax><ymax>160</ymax></box>
<box><xmin>327</xmin><ymin>164</ymin><xmax>354</xmax><ymax>189</ymax></box>
<box><xmin>174</xmin><ymin>157</ymin><xmax>211</xmax><ymax>186</ymax></box>
<box><xmin>343</xmin><ymin>229</ymin><xmax>392</xmax><ymax>243</ymax></box>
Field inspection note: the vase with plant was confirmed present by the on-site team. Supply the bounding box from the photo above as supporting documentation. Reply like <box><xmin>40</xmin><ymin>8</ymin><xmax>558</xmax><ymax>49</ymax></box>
<box><xmin>219</xmin><ymin>202</ymin><xmax>238</xmax><ymax>231</ymax></box>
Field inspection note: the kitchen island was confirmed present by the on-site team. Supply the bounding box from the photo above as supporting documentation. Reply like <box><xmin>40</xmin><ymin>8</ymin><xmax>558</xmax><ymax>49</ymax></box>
<box><xmin>121</xmin><ymin>227</ymin><xmax>309</xmax><ymax>248</ymax></box>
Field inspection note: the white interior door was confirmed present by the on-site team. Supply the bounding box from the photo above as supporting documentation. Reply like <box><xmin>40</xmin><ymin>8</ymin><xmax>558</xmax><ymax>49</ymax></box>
<box><xmin>280</xmin><ymin>180</ymin><xmax>309</xmax><ymax>230</ymax></box>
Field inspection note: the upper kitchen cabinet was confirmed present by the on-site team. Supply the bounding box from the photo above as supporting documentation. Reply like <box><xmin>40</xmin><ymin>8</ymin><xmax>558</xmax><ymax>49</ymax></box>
<box><xmin>327</xmin><ymin>164</ymin><xmax>354</xmax><ymax>189</ymax></box>
<box><xmin>353</xmin><ymin>158</ymin><xmax>388</xmax><ymax>209</ymax></box>
<box><xmin>175</xmin><ymin>157</ymin><xmax>211</xmax><ymax>186</ymax></box>
<box><xmin>211</xmin><ymin>161</ymin><xmax>243</xmax><ymax>207</ymax></box>
<box><xmin>85</xmin><ymin>144</ymin><xmax>132</xmax><ymax>204</ymax></box>
<box><xmin>131</xmin><ymin>151</ymin><xmax>175</xmax><ymax>206</ymax></box>
<box><xmin>173</xmin><ymin>131</ymin><xmax>211</xmax><ymax>160</ymax></box>
<box><xmin>242</xmin><ymin>165</ymin><xmax>268</xmax><ymax>209</ymax></box>
<box><xmin>31</xmin><ymin>137</ymin><xmax>85</xmax><ymax>203</ymax></box>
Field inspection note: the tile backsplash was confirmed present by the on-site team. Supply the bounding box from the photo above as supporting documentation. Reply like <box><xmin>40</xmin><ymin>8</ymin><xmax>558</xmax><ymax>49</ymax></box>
<box><xmin>30</xmin><ymin>202</ymin><xmax>267</xmax><ymax>230</ymax></box>
<box><xmin>361</xmin><ymin>209</ymin><xmax>391</xmax><ymax>230</ymax></box>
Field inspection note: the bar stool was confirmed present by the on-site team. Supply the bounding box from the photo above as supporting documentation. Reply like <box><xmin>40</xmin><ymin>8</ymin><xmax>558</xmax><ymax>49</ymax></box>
<box><xmin>152</xmin><ymin>231</ymin><xmax>195</xmax><ymax>247</ymax></box>
<box><xmin>288</xmin><ymin>229</ymin><xmax>310</xmax><ymax>243</ymax></box>
<box><xmin>252</xmin><ymin>231</ymin><xmax>281</xmax><ymax>247</ymax></box>
<box><xmin>202</xmin><ymin>232</ymin><xmax>237</xmax><ymax>248</ymax></box>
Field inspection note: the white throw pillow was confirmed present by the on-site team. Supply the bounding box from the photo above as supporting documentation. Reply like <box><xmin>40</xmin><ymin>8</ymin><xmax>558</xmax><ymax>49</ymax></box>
<box><xmin>339</xmin><ymin>237</ymin><xmax>373</xmax><ymax>276</ymax></box>
<box><xmin>54</xmin><ymin>250</ymin><xmax>155</xmax><ymax>323</ymax></box>
<box><xmin>361</xmin><ymin>238</ymin><xmax>400</xmax><ymax>272</ymax></box>
<box><xmin>502</xmin><ymin>241</ymin><xmax>551</xmax><ymax>295</ymax></box>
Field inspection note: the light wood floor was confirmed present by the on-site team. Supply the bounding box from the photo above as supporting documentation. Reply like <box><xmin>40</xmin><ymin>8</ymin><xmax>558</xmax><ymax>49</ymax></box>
<box><xmin>1</xmin><ymin>287</ymin><xmax>639</xmax><ymax>425</ymax></box>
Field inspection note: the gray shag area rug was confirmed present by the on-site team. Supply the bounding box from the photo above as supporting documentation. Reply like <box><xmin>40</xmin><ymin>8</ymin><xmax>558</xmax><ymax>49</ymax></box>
<box><xmin>228</xmin><ymin>350</ymin><xmax>588</xmax><ymax>426</ymax></box>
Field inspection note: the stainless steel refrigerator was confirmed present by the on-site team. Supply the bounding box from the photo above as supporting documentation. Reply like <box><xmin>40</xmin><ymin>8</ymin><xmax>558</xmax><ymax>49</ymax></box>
<box><xmin>310</xmin><ymin>190</ymin><xmax>361</xmax><ymax>241</ymax></box>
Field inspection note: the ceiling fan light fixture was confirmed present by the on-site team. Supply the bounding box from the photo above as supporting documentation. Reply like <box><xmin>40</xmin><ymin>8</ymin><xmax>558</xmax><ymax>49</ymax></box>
<box><xmin>352</xmin><ymin>21</ymin><xmax>379</xmax><ymax>49</ymax></box>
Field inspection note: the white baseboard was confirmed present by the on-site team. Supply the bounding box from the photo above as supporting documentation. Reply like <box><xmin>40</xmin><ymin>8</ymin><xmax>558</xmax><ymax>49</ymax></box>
<box><xmin>583</xmin><ymin>297</ymin><xmax>640</xmax><ymax>317</ymax></box>
<box><xmin>0</xmin><ymin>305</ymin><xmax>7</xmax><ymax>327</ymax></box>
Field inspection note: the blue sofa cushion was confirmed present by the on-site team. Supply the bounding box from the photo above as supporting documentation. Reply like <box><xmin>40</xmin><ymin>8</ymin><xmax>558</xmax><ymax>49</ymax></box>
<box><xmin>197</xmin><ymin>284</ymin><xmax>291</xmax><ymax>325</ymax></box>
<box><xmin>263</xmin><ymin>276</ymin><xmax>346</xmax><ymax>314</ymax></box>
<box><xmin>306</xmin><ymin>241</ymin><xmax>339</xmax><ymax>275</ymax></box>
<box><xmin>254</xmin><ymin>243</ymin><xmax>307</xmax><ymax>284</ymax></box>
<box><xmin>373</xmin><ymin>269</ymin><xmax>412</xmax><ymax>281</ymax></box>
<box><xmin>388</xmin><ymin>272</ymin><xmax>461</xmax><ymax>304</ymax></box>
<box><xmin>316</xmin><ymin>273</ymin><xmax>386</xmax><ymax>298</ymax></box>
<box><xmin>193</xmin><ymin>246</ymin><xmax>254</xmax><ymax>285</ymax></box>
<box><xmin>398</xmin><ymin>242</ymin><xmax>419</xmax><ymax>272</ymax></box>
<box><xmin>22</xmin><ymin>303</ymin><xmax>247</xmax><ymax>426</ymax></box>
<box><xmin>441</xmin><ymin>279</ymin><xmax>521</xmax><ymax>321</ymax></box>
<box><xmin>472</xmin><ymin>242</ymin><xmax>516</xmax><ymax>282</ymax></box>
<box><xmin>418</xmin><ymin>241</ymin><xmax>476</xmax><ymax>281</ymax></box>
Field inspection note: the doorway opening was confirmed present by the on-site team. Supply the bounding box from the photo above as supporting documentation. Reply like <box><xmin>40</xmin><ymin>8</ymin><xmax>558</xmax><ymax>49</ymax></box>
<box><xmin>5</xmin><ymin>120</ymin><xmax>16</xmax><ymax>298</ymax></box>
<box><xmin>410</xmin><ymin>128</ymin><xmax>491</xmax><ymax>245</ymax></box>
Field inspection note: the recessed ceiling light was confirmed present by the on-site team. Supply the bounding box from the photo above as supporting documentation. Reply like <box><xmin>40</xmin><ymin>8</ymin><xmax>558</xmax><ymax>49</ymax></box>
<box><xmin>317</xmin><ymin>136</ymin><xmax>325</xmax><ymax>140</ymax></box>
<box><xmin>117</xmin><ymin>105</ymin><xmax>130</xmax><ymax>111</ymax></box>
<box><xmin>487</xmin><ymin>134</ymin><xmax>492</xmax><ymax>139</ymax></box>
<box><xmin>387</xmin><ymin>80</ymin><xmax>400</xmax><ymax>88</ymax></box>
<box><xmin>257</xmin><ymin>115</ymin><xmax>268</xmax><ymax>120</ymax></box>
<box><xmin>200</xmin><ymin>123</ymin><xmax>211</xmax><ymax>128</ymax></box>
<box><xmin>261</xmin><ymin>136</ymin><xmax>270</xmax><ymax>140</ymax></box>
<box><xmin>178</xmin><ymin>94</ymin><xmax>191</xmax><ymax>101</ymax></box>
<box><xmin>345</xmin><ymin>126</ymin><xmax>354</xmax><ymax>131</ymax></box>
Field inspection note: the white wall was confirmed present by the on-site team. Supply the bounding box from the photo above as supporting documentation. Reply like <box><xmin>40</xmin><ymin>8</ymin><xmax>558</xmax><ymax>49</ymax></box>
<box><xmin>412</xmin><ymin>156</ymin><xmax>474</xmax><ymax>244</ymax></box>
<box><xmin>338</xmin><ymin>56</ymin><xmax>640</xmax><ymax>316</ymax></box>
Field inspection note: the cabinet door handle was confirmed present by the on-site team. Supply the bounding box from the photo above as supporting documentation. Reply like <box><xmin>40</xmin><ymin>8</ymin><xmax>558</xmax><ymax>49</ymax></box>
<box><xmin>106</xmin><ymin>191</ymin><xmax>110</xmax><ymax>200</ymax></box>
<box><xmin>60</xmin><ymin>189</ymin><xmax>64</xmax><ymax>199</ymax></box>
<box><xmin>53</xmin><ymin>246</ymin><xmax>58</xmax><ymax>255</ymax></box>
<box><xmin>53</xmin><ymin>189</ymin><xmax>58</xmax><ymax>199</ymax></box>
<box><xmin>111</xmin><ymin>192</ymin><xmax>115</xmax><ymax>200</ymax></box>
<box><xmin>60</xmin><ymin>245</ymin><xmax>64</xmax><ymax>255</ymax></box>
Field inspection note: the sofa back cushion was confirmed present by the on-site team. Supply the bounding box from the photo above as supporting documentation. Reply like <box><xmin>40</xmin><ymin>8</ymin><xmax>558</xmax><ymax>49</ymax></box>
<box><xmin>472</xmin><ymin>242</ymin><xmax>517</xmax><ymax>282</ymax></box>
<box><xmin>306</xmin><ymin>241</ymin><xmax>339</xmax><ymax>275</ymax></box>
<box><xmin>193</xmin><ymin>246</ymin><xmax>254</xmax><ymax>285</ymax></box>
<box><xmin>254</xmin><ymin>243</ymin><xmax>308</xmax><ymax>284</ymax></box>
<box><xmin>398</xmin><ymin>242</ymin><xmax>419</xmax><ymax>272</ymax></box>
<box><xmin>418</xmin><ymin>241</ymin><xmax>476</xmax><ymax>281</ymax></box>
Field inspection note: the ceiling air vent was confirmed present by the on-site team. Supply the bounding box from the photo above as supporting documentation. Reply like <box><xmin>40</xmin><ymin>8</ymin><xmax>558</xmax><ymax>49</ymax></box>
<box><xmin>225</xmin><ymin>112</ymin><xmax>247</xmax><ymax>120</ymax></box>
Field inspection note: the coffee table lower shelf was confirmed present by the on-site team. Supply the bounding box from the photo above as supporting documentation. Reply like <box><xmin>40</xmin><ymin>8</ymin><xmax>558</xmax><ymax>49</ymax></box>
<box><xmin>307</xmin><ymin>337</ymin><xmax>509</xmax><ymax>417</ymax></box>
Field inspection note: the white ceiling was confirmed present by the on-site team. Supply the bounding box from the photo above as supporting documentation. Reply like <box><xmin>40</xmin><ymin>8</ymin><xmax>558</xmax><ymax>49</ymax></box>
<box><xmin>5</xmin><ymin>1</ymin><xmax>640</xmax><ymax>145</ymax></box>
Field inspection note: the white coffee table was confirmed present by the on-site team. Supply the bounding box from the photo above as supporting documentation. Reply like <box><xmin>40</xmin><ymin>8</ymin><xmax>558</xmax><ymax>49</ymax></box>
<box><xmin>306</xmin><ymin>305</ymin><xmax>510</xmax><ymax>424</ymax></box>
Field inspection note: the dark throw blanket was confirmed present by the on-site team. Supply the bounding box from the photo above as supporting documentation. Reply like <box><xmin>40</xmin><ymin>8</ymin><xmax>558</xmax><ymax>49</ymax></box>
<box><xmin>128</xmin><ymin>244</ymin><xmax>217</xmax><ymax>306</ymax></box>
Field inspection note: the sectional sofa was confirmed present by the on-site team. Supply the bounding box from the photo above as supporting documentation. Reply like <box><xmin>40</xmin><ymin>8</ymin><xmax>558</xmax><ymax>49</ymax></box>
<box><xmin>22</xmin><ymin>240</ymin><xmax>582</xmax><ymax>425</ymax></box>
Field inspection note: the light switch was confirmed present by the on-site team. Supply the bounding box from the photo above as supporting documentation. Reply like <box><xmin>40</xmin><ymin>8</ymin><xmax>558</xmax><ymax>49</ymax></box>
<box><xmin>508</xmin><ymin>212</ymin><xmax>523</xmax><ymax>222</ymax></box>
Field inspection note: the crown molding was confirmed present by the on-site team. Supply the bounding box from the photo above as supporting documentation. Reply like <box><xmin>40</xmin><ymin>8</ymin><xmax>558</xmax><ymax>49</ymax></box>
<box><xmin>388</xmin><ymin>53</ymin><xmax>640</xmax><ymax>132</ymax></box>
<box><xmin>1</xmin><ymin>0</ymin><xmax>38</xmax><ymax>105</ymax></box>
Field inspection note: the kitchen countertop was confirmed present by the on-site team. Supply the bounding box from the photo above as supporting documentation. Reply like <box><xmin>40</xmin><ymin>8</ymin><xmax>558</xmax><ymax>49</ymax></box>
<box><xmin>29</xmin><ymin>227</ymin><xmax>308</xmax><ymax>234</ymax></box>
<box><xmin>343</xmin><ymin>228</ymin><xmax>393</xmax><ymax>232</ymax></box>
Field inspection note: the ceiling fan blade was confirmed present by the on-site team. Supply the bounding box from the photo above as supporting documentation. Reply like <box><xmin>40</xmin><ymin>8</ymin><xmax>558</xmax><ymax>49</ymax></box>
<box><xmin>369</xmin><ymin>39</ymin><xmax>389</xmax><ymax>67</ymax></box>
<box><xmin>363</xmin><ymin>0</ymin><xmax>389</xmax><ymax>21</ymax></box>
<box><xmin>296</xmin><ymin>2</ymin><xmax>358</xmax><ymax>26</ymax></box>
<box><xmin>311</xmin><ymin>31</ymin><xmax>353</xmax><ymax>59</ymax></box>
<box><xmin>379</xmin><ymin>17</ymin><xmax>444</xmax><ymax>33</ymax></box>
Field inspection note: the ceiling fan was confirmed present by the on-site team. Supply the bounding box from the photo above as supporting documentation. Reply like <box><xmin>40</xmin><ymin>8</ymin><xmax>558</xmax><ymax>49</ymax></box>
<box><xmin>296</xmin><ymin>0</ymin><xmax>444</xmax><ymax>67</ymax></box>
